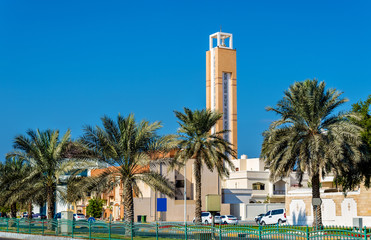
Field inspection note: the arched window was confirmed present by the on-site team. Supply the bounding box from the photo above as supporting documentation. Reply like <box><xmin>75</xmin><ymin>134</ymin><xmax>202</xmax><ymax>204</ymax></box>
<box><xmin>253</xmin><ymin>182</ymin><xmax>265</xmax><ymax>190</ymax></box>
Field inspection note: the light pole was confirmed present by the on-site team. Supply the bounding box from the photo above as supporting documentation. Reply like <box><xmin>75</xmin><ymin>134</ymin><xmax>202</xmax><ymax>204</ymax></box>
<box><xmin>184</xmin><ymin>163</ymin><xmax>187</xmax><ymax>224</ymax></box>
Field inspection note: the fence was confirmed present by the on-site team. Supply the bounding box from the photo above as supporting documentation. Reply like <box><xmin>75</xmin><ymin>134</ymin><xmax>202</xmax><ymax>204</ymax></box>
<box><xmin>0</xmin><ymin>218</ymin><xmax>370</xmax><ymax>240</ymax></box>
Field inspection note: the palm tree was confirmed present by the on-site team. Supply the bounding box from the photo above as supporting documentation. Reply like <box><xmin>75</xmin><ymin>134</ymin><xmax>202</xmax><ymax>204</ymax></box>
<box><xmin>0</xmin><ymin>156</ymin><xmax>46</xmax><ymax>220</ymax></box>
<box><xmin>78</xmin><ymin>114</ymin><xmax>176</xmax><ymax>224</ymax></box>
<box><xmin>174</xmin><ymin>108</ymin><xmax>236</xmax><ymax>223</ymax></box>
<box><xmin>7</xmin><ymin>129</ymin><xmax>78</xmax><ymax>220</ymax></box>
<box><xmin>261</xmin><ymin>79</ymin><xmax>366</xmax><ymax>227</ymax></box>
<box><xmin>0</xmin><ymin>157</ymin><xmax>30</xmax><ymax>218</ymax></box>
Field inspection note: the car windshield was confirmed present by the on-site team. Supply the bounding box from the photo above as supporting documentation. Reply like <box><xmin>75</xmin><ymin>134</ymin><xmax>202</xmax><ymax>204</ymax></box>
<box><xmin>265</xmin><ymin>211</ymin><xmax>271</xmax><ymax>216</ymax></box>
<box><xmin>227</xmin><ymin>215</ymin><xmax>234</xmax><ymax>218</ymax></box>
<box><xmin>201</xmin><ymin>213</ymin><xmax>209</xmax><ymax>216</ymax></box>
<box><xmin>77</xmin><ymin>214</ymin><xmax>85</xmax><ymax>216</ymax></box>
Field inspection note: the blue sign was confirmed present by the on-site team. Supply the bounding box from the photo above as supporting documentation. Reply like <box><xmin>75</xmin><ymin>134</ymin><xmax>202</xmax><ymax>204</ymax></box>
<box><xmin>157</xmin><ymin>198</ymin><xmax>167</xmax><ymax>212</ymax></box>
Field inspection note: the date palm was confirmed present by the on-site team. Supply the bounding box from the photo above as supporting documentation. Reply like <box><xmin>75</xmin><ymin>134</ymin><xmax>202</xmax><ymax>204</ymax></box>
<box><xmin>78</xmin><ymin>114</ymin><xmax>176</xmax><ymax>224</ymax></box>
<box><xmin>174</xmin><ymin>108</ymin><xmax>236</xmax><ymax>223</ymax></box>
<box><xmin>0</xmin><ymin>157</ymin><xmax>30</xmax><ymax>218</ymax></box>
<box><xmin>7</xmin><ymin>129</ymin><xmax>78</xmax><ymax>220</ymax></box>
<box><xmin>261</xmin><ymin>79</ymin><xmax>365</xmax><ymax>227</ymax></box>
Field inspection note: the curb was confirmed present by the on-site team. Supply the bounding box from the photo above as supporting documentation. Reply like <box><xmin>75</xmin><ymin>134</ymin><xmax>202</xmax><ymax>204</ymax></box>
<box><xmin>0</xmin><ymin>232</ymin><xmax>82</xmax><ymax>240</ymax></box>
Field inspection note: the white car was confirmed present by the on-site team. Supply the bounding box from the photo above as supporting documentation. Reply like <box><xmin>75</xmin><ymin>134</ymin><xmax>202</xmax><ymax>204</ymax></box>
<box><xmin>259</xmin><ymin>209</ymin><xmax>286</xmax><ymax>225</ymax></box>
<box><xmin>254</xmin><ymin>214</ymin><xmax>265</xmax><ymax>224</ymax></box>
<box><xmin>220</xmin><ymin>215</ymin><xmax>238</xmax><ymax>225</ymax></box>
<box><xmin>73</xmin><ymin>213</ymin><xmax>87</xmax><ymax>221</ymax></box>
<box><xmin>193</xmin><ymin>212</ymin><xmax>221</xmax><ymax>224</ymax></box>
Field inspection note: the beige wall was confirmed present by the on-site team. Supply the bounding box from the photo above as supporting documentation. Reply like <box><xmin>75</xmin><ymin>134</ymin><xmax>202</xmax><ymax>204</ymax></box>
<box><xmin>142</xmin><ymin>159</ymin><xmax>227</xmax><ymax>222</ymax></box>
<box><xmin>96</xmin><ymin>159</ymin><xmax>228</xmax><ymax>222</ymax></box>
<box><xmin>286</xmin><ymin>185</ymin><xmax>371</xmax><ymax>226</ymax></box>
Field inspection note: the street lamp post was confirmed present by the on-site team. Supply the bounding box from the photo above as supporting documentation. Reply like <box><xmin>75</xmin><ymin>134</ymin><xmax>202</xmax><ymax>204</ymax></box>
<box><xmin>184</xmin><ymin>164</ymin><xmax>187</xmax><ymax>224</ymax></box>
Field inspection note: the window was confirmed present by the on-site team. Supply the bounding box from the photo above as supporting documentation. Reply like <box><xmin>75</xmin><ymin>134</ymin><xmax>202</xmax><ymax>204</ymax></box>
<box><xmin>253</xmin><ymin>182</ymin><xmax>265</xmax><ymax>190</ymax></box>
<box><xmin>265</xmin><ymin>211</ymin><xmax>271</xmax><ymax>216</ymax></box>
<box><xmin>176</xmin><ymin>180</ymin><xmax>184</xmax><ymax>188</ymax></box>
<box><xmin>272</xmin><ymin>209</ymin><xmax>284</xmax><ymax>215</ymax></box>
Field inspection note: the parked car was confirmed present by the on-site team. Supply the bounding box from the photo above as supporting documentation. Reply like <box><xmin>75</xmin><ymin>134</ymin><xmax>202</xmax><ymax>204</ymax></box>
<box><xmin>254</xmin><ymin>213</ymin><xmax>265</xmax><ymax>224</ymax></box>
<box><xmin>214</xmin><ymin>216</ymin><xmax>222</xmax><ymax>224</ymax></box>
<box><xmin>22</xmin><ymin>212</ymin><xmax>46</xmax><ymax>219</ymax></box>
<box><xmin>220</xmin><ymin>215</ymin><xmax>238</xmax><ymax>225</ymax></box>
<box><xmin>259</xmin><ymin>209</ymin><xmax>286</xmax><ymax>225</ymax></box>
<box><xmin>36</xmin><ymin>214</ymin><xmax>47</xmax><ymax>219</ymax></box>
<box><xmin>193</xmin><ymin>212</ymin><xmax>221</xmax><ymax>224</ymax></box>
<box><xmin>73</xmin><ymin>213</ymin><xmax>87</xmax><ymax>221</ymax></box>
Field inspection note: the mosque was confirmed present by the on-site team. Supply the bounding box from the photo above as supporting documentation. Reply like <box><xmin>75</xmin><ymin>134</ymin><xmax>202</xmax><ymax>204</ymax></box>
<box><xmin>49</xmin><ymin>31</ymin><xmax>371</xmax><ymax>226</ymax></box>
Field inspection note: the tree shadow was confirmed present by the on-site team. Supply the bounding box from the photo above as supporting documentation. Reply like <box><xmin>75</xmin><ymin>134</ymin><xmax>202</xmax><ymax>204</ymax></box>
<box><xmin>292</xmin><ymin>209</ymin><xmax>307</xmax><ymax>226</ymax></box>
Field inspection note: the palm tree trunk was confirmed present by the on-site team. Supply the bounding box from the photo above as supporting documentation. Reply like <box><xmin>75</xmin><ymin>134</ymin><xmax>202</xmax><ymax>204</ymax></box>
<box><xmin>47</xmin><ymin>185</ymin><xmax>55</xmax><ymax>220</ymax></box>
<box><xmin>123</xmin><ymin>179</ymin><xmax>134</xmax><ymax>223</ymax></box>
<box><xmin>28</xmin><ymin>201</ymin><xmax>33</xmax><ymax>220</ymax></box>
<box><xmin>194</xmin><ymin>159</ymin><xmax>202</xmax><ymax>223</ymax></box>
<box><xmin>311</xmin><ymin>173</ymin><xmax>323</xmax><ymax>227</ymax></box>
<box><xmin>10</xmin><ymin>203</ymin><xmax>17</xmax><ymax>218</ymax></box>
<box><xmin>123</xmin><ymin>179</ymin><xmax>134</xmax><ymax>237</ymax></box>
<box><xmin>46</xmin><ymin>185</ymin><xmax>56</xmax><ymax>230</ymax></box>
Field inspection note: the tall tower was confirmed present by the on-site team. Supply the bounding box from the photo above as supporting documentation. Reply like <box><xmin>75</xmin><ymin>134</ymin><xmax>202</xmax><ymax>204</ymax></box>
<box><xmin>206</xmin><ymin>32</ymin><xmax>238</xmax><ymax>155</ymax></box>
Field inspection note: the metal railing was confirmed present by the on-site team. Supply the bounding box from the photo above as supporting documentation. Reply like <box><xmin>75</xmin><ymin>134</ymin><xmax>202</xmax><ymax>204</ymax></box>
<box><xmin>273</xmin><ymin>190</ymin><xmax>286</xmax><ymax>195</ymax></box>
<box><xmin>0</xmin><ymin>218</ymin><xmax>370</xmax><ymax>240</ymax></box>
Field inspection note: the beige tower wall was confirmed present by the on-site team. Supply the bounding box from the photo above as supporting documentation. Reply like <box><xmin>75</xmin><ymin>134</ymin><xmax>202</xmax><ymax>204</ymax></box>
<box><xmin>206</xmin><ymin>47</ymin><xmax>238</xmax><ymax>154</ymax></box>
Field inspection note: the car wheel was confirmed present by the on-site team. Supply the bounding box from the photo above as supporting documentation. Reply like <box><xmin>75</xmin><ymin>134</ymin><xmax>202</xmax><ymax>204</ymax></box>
<box><xmin>204</xmin><ymin>220</ymin><xmax>208</xmax><ymax>224</ymax></box>
<box><xmin>261</xmin><ymin>221</ymin><xmax>266</xmax><ymax>226</ymax></box>
<box><xmin>224</xmin><ymin>221</ymin><xmax>227</xmax><ymax>225</ymax></box>
<box><xmin>278</xmin><ymin>219</ymin><xmax>282</xmax><ymax>224</ymax></box>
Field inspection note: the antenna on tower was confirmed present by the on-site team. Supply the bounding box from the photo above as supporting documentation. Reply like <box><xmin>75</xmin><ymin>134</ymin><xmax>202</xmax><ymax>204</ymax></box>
<box><xmin>220</xmin><ymin>25</ymin><xmax>222</xmax><ymax>32</ymax></box>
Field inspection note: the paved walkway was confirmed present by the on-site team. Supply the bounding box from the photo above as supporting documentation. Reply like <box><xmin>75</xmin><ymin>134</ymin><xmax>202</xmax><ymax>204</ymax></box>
<box><xmin>0</xmin><ymin>238</ymin><xmax>22</xmax><ymax>240</ymax></box>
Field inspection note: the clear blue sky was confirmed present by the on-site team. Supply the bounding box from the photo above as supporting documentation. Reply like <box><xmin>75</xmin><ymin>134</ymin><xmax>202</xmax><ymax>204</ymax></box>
<box><xmin>1</xmin><ymin>0</ymin><xmax>370</xmax><ymax>159</ymax></box>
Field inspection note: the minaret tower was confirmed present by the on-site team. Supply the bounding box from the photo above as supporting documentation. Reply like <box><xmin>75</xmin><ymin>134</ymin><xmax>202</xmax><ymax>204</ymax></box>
<box><xmin>206</xmin><ymin>31</ymin><xmax>238</xmax><ymax>155</ymax></box>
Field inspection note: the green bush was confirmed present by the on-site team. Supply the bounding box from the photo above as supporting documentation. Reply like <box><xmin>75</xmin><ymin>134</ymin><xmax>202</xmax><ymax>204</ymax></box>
<box><xmin>86</xmin><ymin>198</ymin><xmax>104</xmax><ymax>218</ymax></box>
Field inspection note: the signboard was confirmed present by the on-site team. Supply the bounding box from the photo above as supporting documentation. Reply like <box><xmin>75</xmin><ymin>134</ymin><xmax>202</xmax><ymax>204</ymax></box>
<box><xmin>312</xmin><ymin>198</ymin><xmax>322</xmax><ymax>206</ymax></box>
<box><xmin>205</xmin><ymin>194</ymin><xmax>221</xmax><ymax>212</ymax></box>
<box><xmin>157</xmin><ymin>198</ymin><xmax>167</xmax><ymax>212</ymax></box>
